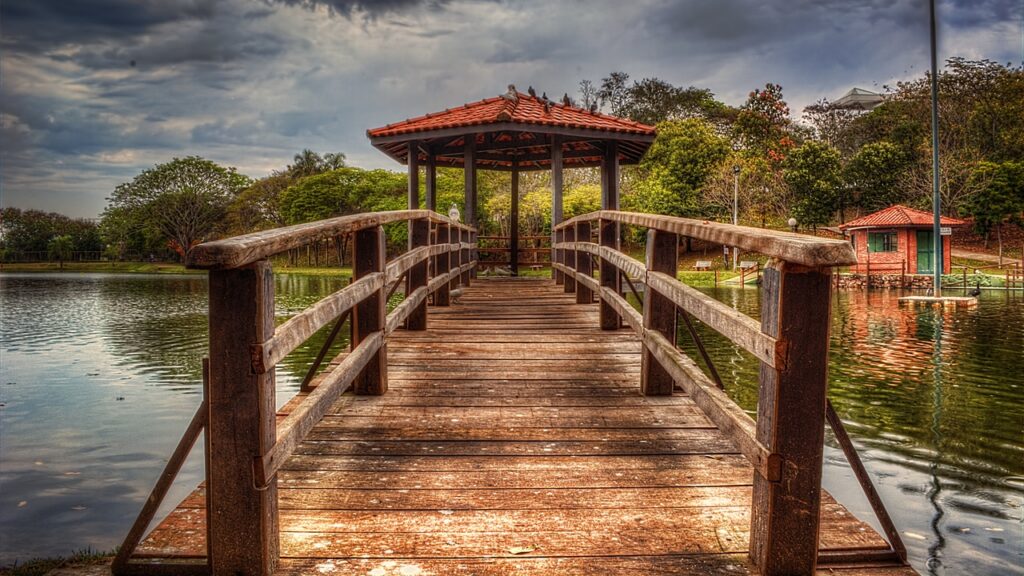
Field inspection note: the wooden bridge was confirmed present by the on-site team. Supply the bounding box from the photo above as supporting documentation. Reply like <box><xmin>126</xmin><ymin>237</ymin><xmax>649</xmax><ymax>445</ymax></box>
<box><xmin>113</xmin><ymin>209</ymin><xmax>915</xmax><ymax>576</ymax></box>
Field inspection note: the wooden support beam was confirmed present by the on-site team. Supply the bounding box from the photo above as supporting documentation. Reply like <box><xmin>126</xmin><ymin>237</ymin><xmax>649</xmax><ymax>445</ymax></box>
<box><xmin>553</xmin><ymin>229</ymin><xmax>564</xmax><ymax>285</ymax></box>
<box><xmin>460</xmin><ymin>228</ymin><xmax>472</xmax><ymax>287</ymax></box>
<box><xmin>575</xmin><ymin>221</ymin><xmax>593</xmax><ymax>304</ymax></box>
<box><xmin>425</xmin><ymin>152</ymin><xmax>436</xmax><ymax>211</ymax></box>
<box><xmin>551</xmin><ymin>135</ymin><xmax>563</xmax><ymax>282</ymax></box>
<box><xmin>407</xmin><ymin>141</ymin><xmax>419</xmax><ymax>209</ymax></box>
<box><xmin>599</xmin><ymin>218</ymin><xmax>620</xmax><ymax>330</ymax></box>
<box><xmin>430</xmin><ymin>220</ymin><xmax>450</xmax><ymax>305</ymax></box>
<box><xmin>563</xmin><ymin>226</ymin><xmax>576</xmax><ymax>293</ymax></box>
<box><xmin>750</xmin><ymin>261</ymin><xmax>833</xmax><ymax>575</ymax></box>
<box><xmin>405</xmin><ymin>218</ymin><xmax>429</xmax><ymax>330</ymax></box>
<box><xmin>641</xmin><ymin>229</ymin><xmax>678</xmax><ymax>396</ymax></box>
<box><xmin>602</xmin><ymin>141</ymin><xmax>619</xmax><ymax>209</ymax></box>
<box><xmin>207</xmin><ymin>261</ymin><xmax>278</xmax><ymax>576</ymax></box>
<box><xmin>511</xmin><ymin>160</ymin><xmax>520</xmax><ymax>277</ymax></box>
<box><xmin>352</xmin><ymin>226</ymin><xmax>387</xmax><ymax>395</ymax></box>
<box><xmin>464</xmin><ymin>134</ymin><xmax>476</xmax><ymax>228</ymax></box>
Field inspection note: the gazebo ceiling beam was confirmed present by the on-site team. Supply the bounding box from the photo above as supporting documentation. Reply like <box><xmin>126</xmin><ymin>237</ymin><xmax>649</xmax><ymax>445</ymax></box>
<box><xmin>469</xmin><ymin>148</ymin><xmax>607</xmax><ymax>163</ymax></box>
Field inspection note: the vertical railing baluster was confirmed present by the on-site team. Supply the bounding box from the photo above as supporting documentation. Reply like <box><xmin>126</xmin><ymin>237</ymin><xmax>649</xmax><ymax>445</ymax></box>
<box><xmin>406</xmin><ymin>217</ymin><xmax>429</xmax><ymax>330</ymax></box>
<box><xmin>353</xmin><ymin>226</ymin><xmax>387</xmax><ymax>395</ymax></box>
<box><xmin>207</xmin><ymin>260</ymin><xmax>278</xmax><ymax>576</ymax></box>
<box><xmin>435</xmin><ymin>222</ymin><xmax>451</xmax><ymax>306</ymax></box>
<box><xmin>563</xmin><ymin>225</ymin><xmax>576</xmax><ymax>294</ymax></box>
<box><xmin>575</xmin><ymin>221</ymin><xmax>593</xmax><ymax>304</ymax></box>
<box><xmin>750</xmin><ymin>261</ymin><xmax>833</xmax><ymax>575</ymax></box>
<box><xmin>641</xmin><ymin>229</ymin><xmax>677</xmax><ymax>396</ymax></box>
<box><xmin>554</xmin><ymin>228</ymin><xmax>564</xmax><ymax>285</ymax></box>
<box><xmin>599</xmin><ymin>217</ymin><xmax>620</xmax><ymax>329</ymax></box>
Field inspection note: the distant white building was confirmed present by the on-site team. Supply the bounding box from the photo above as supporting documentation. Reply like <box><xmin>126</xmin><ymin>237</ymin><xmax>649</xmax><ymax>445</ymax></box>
<box><xmin>833</xmin><ymin>87</ymin><xmax>885</xmax><ymax>111</ymax></box>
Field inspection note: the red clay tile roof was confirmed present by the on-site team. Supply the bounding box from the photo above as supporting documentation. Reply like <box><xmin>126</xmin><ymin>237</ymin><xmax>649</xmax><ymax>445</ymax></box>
<box><xmin>839</xmin><ymin>204</ymin><xmax>966</xmax><ymax>230</ymax></box>
<box><xmin>367</xmin><ymin>92</ymin><xmax>656</xmax><ymax>139</ymax></box>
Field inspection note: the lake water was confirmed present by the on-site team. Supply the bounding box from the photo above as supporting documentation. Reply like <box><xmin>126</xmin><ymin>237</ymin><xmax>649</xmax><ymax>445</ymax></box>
<box><xmin>0</xmin><ymin>273</ymin><xmax>1021</xmax><ymax>575</ymax></box>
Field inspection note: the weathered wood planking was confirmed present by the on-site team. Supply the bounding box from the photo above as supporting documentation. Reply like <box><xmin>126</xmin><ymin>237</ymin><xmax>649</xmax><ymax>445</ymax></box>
<box><xmin>134</xmin><ymin>278</ymin><xmax>914</xmax><ymax>576</ymax></box>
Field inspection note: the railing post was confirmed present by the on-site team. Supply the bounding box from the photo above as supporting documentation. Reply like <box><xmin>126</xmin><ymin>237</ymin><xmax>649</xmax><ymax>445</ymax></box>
<box><xmin>564</xmin><ymin>225</ymin><xmax>576</xmax><ymax>293</ymax></box>
<box><xmin>435</xmin><ymin>223</ymin><xmax>451</xmax><ymax>306</ymax></box>
<box><xmin>641</xmin><ymin>229</ymin><xmax>677</xmax><ymax>396</ymax></box>
<box><xmin>599</xmin><ymin>218</ymin><xmax>620</xmax><ymax>329</ymax></box>
<box><xmin>750</xmin><ymin>261</ymin><xmax>833</xmax><ymax>575</ymax></box>
<box><xmin>460</xmin><ymin>228</ymin><xmax>471</xmax><ymax>287</ymax></box>
<box><xmin>575</xmin><ymin>221</ymin><xmax>593</xmax><ymax>304</ymax></box>
<box><xmin>554</xmin><ymin>228</ymin><xmax>564</xmax><ymax>285</ymax></box>
<box><xmin>207</xmin><ymin>261</ymin><xmax>278</xmax><ymax>576</ymax></box>
<box><xmin>450</xmin><ymin>227</ymin><xmax>462</xmax><ymax>291</ymax></box>
<box><xmin>406</xmin><ymin>217</ymin><xmax>429</xmax><ymax>329</ymax></box>
<box><xmin>353</xmin><ymin>226</ymin><xmax>387</xmax><ymax>395</ymax></box>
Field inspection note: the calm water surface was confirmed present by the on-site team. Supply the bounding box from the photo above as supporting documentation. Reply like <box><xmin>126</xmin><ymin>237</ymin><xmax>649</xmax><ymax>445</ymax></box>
<box><xmin>1</xmin><ymin>273</ymin><xmax>1021</xmax><ymax>575</ymax></box>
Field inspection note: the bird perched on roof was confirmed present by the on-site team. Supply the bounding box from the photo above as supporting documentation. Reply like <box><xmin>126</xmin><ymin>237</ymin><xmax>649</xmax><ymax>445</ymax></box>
<box><xmin>501</xmin><ymin>84</ymin><xmax>518</xmax><ymax>101</ymax></box>
<box><xmin>527</xmin><ymin>86</ymin><xmax>536</xmax><ymax>98</ymax></box>
<box><xmin>589</xmin><ymin>102</ymin><xmax>598</xmax><ymax>113</ymax></box>
<box><xmin>541</xmin><ymin>91</ymin><xmax>547</xmax><ymax>100</ymax></box>
<box><xmin>562</xmin><ymin>93</ymin><xmax>572</xmax><ymax>106</ymax></box>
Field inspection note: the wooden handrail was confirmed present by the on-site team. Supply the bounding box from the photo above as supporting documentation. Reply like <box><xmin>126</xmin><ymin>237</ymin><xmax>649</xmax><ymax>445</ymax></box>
<box><xmin>252</xmin><ymin>272</ymin><xmax>384</xmax><ymax>374</ymax></box>
<box><xmin>186</xmin><ymin>210</ymin><xmax>471</xmax><ymax>270</ymax></box>
<box><xmin>554</xmin><ymin>210</ymin><xmax>856</xmax><ymax>268</ymax></box>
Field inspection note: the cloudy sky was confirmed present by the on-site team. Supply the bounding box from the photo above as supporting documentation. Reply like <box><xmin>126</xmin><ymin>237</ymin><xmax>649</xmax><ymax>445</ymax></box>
<box><xmin>2</xmin><ymin>0</ymin><xmax>1021</xmax><ymax>218</ymax></box>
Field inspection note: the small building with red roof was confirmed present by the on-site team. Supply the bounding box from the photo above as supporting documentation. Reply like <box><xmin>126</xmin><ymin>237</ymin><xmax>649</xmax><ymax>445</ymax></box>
<box><xmin>838</xmin><ymin>205</ymin><xmax>966</xmax><ymax>275</ymax></box>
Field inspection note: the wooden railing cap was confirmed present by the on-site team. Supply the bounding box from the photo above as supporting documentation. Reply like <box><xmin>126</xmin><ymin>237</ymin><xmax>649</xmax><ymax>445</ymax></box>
<box><xmin>187</xmin><ymin>210</ymin><xmax>473</xmax><ymax>270</ymax></box>
<box><xmin>554</xmin><ymin>210</ymin><xmax>857</xmax><ymax>268</ymax></box>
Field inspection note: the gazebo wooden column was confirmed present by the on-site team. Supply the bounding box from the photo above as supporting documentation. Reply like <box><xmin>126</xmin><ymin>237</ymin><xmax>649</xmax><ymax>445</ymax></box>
<box><xmin>511</xmin><ymin>160</ymin><xmax>520</xmax><ymax>276</ymax></box>
<box><xmin>551</xmin><ymin>135</ymin><xmax>564</xmax><ymax>284</ymax></box>
<box><xmin>600</xmin><ymin>142</ymin><xmax>621</xmax><ymax>329</ymax></box>
<box><xmin>425</xmin><ymin>150</ymin><xmax>436</xmax><ymax>211</ymax></box>
<box><xmin>407</xmin><ymin>141</ymin><xmax>419</xmax><ymax>210</ymax></box>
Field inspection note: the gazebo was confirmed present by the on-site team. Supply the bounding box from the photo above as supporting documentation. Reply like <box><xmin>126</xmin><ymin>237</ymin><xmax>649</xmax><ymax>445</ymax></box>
<box><xmin>366</xmin><ymin>86</ymin><xmax>656</xmax><ymax>275</ymax></box>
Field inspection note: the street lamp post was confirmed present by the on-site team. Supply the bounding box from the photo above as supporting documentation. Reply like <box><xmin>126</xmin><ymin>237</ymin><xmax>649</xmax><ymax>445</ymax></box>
<box><xmin>732</xmin><ymin>163</ymin><xmax>740</xmax><ymax>270</ymax></box>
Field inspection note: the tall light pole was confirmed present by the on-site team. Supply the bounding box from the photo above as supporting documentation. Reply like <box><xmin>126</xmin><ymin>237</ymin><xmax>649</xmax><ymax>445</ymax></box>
<box><xmin>732</xmin><ymin>163</ymin><xmax>740</xmax><ymax>270</ymax></box>
<box><xmin>929</xmin><ymin>0</ymin><xmax>942</xmax><ymax>296</ymax></box>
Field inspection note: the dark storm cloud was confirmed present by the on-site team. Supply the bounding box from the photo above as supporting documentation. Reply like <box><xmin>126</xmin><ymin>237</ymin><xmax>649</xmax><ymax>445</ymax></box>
<box><xmin>1</xmin><ymin>1</ymin><xmax>217</xmax><ymax>52</ymax></box>
<box><xmin>272</xmin><ymin>0</ymin><xmax>451</xmax><ymax>18</ymax></box>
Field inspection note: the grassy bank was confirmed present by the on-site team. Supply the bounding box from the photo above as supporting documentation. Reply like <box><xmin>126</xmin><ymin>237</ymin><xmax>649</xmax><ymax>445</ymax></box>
<box><xmin>0</xmin><ymin>549</ymin><xmax>112</xmax><ymax>576</ymax></box>
<box><xmin>0</xmin><ymin>261</ymin><xmax>200</xmax><ymax>274</ymax></box>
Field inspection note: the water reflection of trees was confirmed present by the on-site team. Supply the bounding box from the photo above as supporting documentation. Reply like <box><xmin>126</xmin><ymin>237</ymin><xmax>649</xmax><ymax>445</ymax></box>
<box><xmin>98</xmin><ymin>274</ymin><xmax>350</xmax><ymax>392</ymax></box>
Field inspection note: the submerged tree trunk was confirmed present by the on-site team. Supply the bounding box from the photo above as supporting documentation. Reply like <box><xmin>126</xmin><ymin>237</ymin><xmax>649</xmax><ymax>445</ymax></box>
<box><xmin>997</xmin><ymin>223</ymin><xmax>1003</xmax><ymax>267</ymax></box>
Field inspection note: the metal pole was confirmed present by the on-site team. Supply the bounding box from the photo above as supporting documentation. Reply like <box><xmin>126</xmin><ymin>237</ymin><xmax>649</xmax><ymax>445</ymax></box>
<box><xmin>733</xmin><ymin>166</ymin><xmax>739</xmax><ymax>270</ymax></box>
<box><xmin>930</xmin><ymin>0</ymin><xmax>942</xmax><ymax>296</ymax></box>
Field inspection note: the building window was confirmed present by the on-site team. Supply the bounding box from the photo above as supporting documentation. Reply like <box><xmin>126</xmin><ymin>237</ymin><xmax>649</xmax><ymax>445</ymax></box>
<box><xmin>868</xmin><ymin>231</ymin><xmax>897</xmax><ymax>252</ymax></box>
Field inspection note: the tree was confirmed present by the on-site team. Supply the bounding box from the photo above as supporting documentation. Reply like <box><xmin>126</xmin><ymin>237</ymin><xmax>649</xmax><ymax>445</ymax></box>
<box><xmin>801</xmin><ymin>98</ymin><xmax>865</xmax><ymax>153</ymax></box>
<box><xmin>844</xmin><ymin>141</ymin><xmax>910</xmax><ymax>213</ymax></box>
<box><xmin>103</xmin><ymin>156</ymin><xmax>250</xmax><ymax>261</ymax></box>
<box><xmin>734</xmin><ymin>83</ymin><xmax>795</xmax><ymax>163</ymax></box>
<box><xmin>597</xmin><ymin>71</ymin><xmax>631</xmax><ymax>115</ymax></box>
<box><xmin>0</xmin><ymin>208</ymin><xmax>101</xmax><ymax>256</ymax></box>
<box><xmin>47</xmin><ymin>235</ymin><xmax>74</xmax><ymax>269</ymax></box>
<box><xmin>578</xmin><ymin>79</ymin><xmax>598</xmax><ymax>109</ymax></box>
<box><xmin>638</xmin><ymin>118</ymin><xmax>730</xmax><ymax>217</ymax></box>
<box><xmin>287</xmin><ymin>149</ymin><xmax>347</xmax><ymax>178</ymax></box>
<box><xmin>965</xmin><ymin>161</ymin><xmax>1023</xmax><ymax>261</ymax></box>
<box><xmin>783</xmin><ymin>141</ymin><xmax>842</xmax><ymax>231</ymax></box>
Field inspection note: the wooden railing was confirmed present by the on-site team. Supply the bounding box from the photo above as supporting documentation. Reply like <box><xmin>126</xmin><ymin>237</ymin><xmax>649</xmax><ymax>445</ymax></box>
<box><xmin>476</xmin><ymin>235</ymin><xmax>552</xmax><ymax>271</ymax></box>
<box><xmin>553</xmin><ymin>210</ymin><xmax>907</xmax><ymax>575</ymax></box>
<box><xmin>113</xmin><ymin>210</ymin><xmax>476</xmax><ymax>576</ymax></box>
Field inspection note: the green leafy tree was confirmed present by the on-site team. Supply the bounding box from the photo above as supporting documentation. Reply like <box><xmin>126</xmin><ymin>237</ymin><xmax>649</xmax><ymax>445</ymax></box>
<box><xmin>103</xmin><ymin>156</ymin><xmax>251</xmax><ymax>261</ymax></box>
<box><xmin>639</xmin><ymin>118</ymin><xmax>730</xmax><ymax>217</ymax></box>
<box><xmin>844</xmin><ymin>141</ymin><xmax>911</xmax><ymax>213</ymax></box>
<box><xmin>734</xmin><ymin>83</ymin><xmax>796</xmax><ymax>163</ymax></box>
<box><xmin>563</xmin><ymin>184</ymin><xmax>601</xmax><ymax>219</ymax></box>
<box><xmin>47</xmin><ymin>235</ymin><xmax>74</xmax><ymax>269</ymax></box>
<box><xmin>1</xmin><ymin>208</ymin><xmax>101</xmax><ymax>256</ymax></box>
<box><xmin>965</xmin><ymin>161</ymin><xmax>1023</xmax><ymax>259</ymax></box>
<box><xmin>783</xmin><ymin>141</ymin><xmax>842</xmax><ymax>231</ymax></box>
<box><xmin>287</xmin><ymin>149</ymin><xmax>347</xmax><ymax>178</ymax></box>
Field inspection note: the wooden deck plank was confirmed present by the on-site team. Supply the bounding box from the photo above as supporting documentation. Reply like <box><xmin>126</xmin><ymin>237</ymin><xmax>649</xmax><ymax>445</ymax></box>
<box><xmin>135</xmin><ymin>278</ymin><xmax>912</xmax><ymax>575</ymax></box>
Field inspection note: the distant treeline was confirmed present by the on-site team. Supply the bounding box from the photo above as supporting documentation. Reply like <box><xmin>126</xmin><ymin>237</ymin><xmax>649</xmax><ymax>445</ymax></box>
<box><xmin>4</xmin><ymin>58</ymin><xmax>1021</xmax><ymax>263</ymax></box>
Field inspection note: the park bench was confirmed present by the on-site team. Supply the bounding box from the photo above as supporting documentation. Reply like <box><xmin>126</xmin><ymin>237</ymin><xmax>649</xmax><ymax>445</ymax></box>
<box><xmin>694</xmin><ymin>260</ymin><xmax>712</xmax><ymax>271</ymax></box>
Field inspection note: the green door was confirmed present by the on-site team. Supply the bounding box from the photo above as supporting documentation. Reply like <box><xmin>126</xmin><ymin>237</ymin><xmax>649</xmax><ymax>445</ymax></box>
<box><xmin>917</xmin><ymin>230</ymin><xmax>934</xmax><ymax>274</ymax></box>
